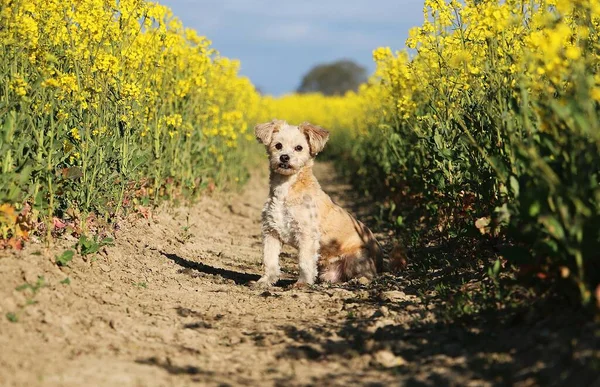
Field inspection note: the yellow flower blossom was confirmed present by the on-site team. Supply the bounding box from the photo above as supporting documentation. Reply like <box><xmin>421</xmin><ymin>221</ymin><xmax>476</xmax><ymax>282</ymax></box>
<box><xmin>70</xmin><ymin>128</ymin><xmax>81</xmax><ymax>141</ymax></box>
<box><xmin>10</xmin><ymin>75</ymin><xmax>29</xmax><ymax>96</ymax></box>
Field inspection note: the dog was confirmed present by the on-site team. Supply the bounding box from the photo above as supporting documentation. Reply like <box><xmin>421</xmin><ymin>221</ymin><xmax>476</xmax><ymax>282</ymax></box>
<box><xmin>253</xmin><ymin>119</ymin><xmax>398</xmax><ymax>287</ymax></box>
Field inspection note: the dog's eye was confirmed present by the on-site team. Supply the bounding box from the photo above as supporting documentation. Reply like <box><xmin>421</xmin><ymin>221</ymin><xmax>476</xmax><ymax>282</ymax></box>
<box><xmin>275</xmin><ymin>143</ymin><xmax>283</xmax><ymax>150</ymax></box>
<box><xmin>295</xmin><ymin>145</ymin><xmax>303</xmax><ymax>152</ymax></box>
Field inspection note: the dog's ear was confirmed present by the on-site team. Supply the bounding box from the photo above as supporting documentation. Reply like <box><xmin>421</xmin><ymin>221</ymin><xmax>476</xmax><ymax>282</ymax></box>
<box><xmin>299</xmin><ymin>122</ymin><xmax>329</xmax><ymax>156</ymax></box>
<box><xmin>254</xmin><ymin>119</ymin><xmax>284</xmax><ymax>145</ymax></box>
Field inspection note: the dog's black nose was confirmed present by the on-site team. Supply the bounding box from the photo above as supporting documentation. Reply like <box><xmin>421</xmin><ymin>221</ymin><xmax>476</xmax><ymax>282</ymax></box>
<box><xmin>279</xmin><ymin>154</ymin><xmax>290</xmax><ymax>163</ymax></box>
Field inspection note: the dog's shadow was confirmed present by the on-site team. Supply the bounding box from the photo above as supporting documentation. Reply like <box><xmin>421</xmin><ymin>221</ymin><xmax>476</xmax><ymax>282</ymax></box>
<box><xmin>160</xmin><ymin>251</ymin><xmax>294</xmax><ymax>287</ymax></box>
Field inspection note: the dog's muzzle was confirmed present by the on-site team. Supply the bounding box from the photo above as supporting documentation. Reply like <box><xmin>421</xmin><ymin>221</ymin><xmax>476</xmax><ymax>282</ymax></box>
<box><xmin>278</xmin><ymin>154</ymin><xmax>291</xmax><ymax>169</ymax></box>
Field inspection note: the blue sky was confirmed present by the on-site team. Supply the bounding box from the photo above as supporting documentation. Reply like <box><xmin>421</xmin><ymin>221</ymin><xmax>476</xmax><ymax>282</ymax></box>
<box><xmin>158</xmin><ymin>0</ymin><xmax>425</xmax><ymax>96</ymax></box>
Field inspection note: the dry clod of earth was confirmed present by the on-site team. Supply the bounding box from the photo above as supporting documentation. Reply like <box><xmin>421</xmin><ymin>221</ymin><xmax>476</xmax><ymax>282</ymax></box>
<box><xmin>0</xmin><ymin>163</ymin><xmax>598</xmax><ymax>387</ymax></box>
<box><xmin>373</xmin><ymin>349</ymin><xmax>407</xmax><ymax>368</ymax></box>
<box><xmin>379</xmin><ymin>290</ymin><xmax>407</xmax><ymax>302</ymax></box>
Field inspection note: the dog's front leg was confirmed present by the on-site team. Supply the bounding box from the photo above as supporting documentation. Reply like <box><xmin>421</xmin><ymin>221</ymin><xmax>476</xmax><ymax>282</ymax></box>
<box><xmin>256</xmin><ymin>232</ymin><xmax>281</xmax><ymax>286</ymax></box>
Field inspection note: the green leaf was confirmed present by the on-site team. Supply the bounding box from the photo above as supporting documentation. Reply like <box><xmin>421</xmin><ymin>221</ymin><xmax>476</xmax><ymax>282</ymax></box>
<box><xmin>78</xmin><ymin>235</ymin><xmax>98</xmax><ymax>256</ymax></box>
<box><xmin>6</xmin><ymin>312</ymin><xmax>18</xmax><ymax>323</ymax></box>
<box><xmin>440</xmin><ymin>148</ymin><xmax>453</xmax><ymax>159</ymax></box>
<box><xmin>83</xmin><ymin>244</ymin><xmax>98</xmax><ymax>255</ymax></box>
<box><xmin>56</xmin><ymin>250</ymin><xmax>75</xmax><ymax>267</ymax></box>
<box><xmin>99</xmin><ymin>237</ymin><xmax>114</xmax><ymax>247</ymax></box>
<box><xmin>529</xmin><ymin>201</ymin><xmax>541</xmax><ymax>217</ymax></box>
<box><xmin>540</xmin><ymin>216</ymin><xmax>565</xmax><ymax>240</ymax></box>
<box><xmin>15</xmin><ymin>283</ymin><xmax>31</xmax><ymax>292</ymax></box>
<box><xmin>433</xmin><ymin>133</ymin><xmax>443</xmax><ymax>149</ymax></box>
<box><xmin>509</xmin><ymin>175</ymin><xmax>519</xmax><ymax>198</ymax></box>
<box><xmin>396</xmin><ymin>216</ymin><xmax>404</xmax><ymax>226</ymax></box>
<box><xmin>493</xmin><ymin>259</ymin><xmax>501</xmax><ymax>275</ymax></box>
<box><xmin>489</xmin><ymin>155</ymin><xmax>508</xmax><ymax>178</ymax></box>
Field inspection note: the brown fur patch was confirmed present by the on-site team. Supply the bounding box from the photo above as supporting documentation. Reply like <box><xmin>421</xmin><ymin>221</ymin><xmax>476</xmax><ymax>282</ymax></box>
<box><xmin>388</xmin><ymin>244</ymin><xmax>408</xmax><ymax>272</ymax></box>
<box><xmin>255</xmin><ymin>119</ymin><xmax>285</xmax><ymax>145</ymax></box>
<box><xmin>299</xmin><ymin>122</ymin><xmax>330</xmax><ymax>156</ymax></box>
<box><xmin>286</xmin><ymin>165</ymin><xmax>319</xmax><ymax>205</ymax></box>
<box><xmin>285</xmin><ymin>164</ymin><xmax>383</xmax><ymax>281</ymax></box>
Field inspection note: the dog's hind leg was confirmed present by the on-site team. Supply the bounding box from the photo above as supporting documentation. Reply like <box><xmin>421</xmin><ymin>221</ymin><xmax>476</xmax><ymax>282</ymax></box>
<box><xmin>337</xmin><ymin>249</ymin><xmax>378</xmax><ymax>281</ymax></box>
<box><xmin>319</xmin><ymin>258</ymin><xmax>345</xmax><ymax>283</ymax></box>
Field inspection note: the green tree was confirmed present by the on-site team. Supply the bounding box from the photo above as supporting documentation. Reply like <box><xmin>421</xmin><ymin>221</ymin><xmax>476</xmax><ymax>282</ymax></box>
<box><xmin>297</xmin><ymin>59</ymin><xmax>367</xmax><ymax>96</ymax></box>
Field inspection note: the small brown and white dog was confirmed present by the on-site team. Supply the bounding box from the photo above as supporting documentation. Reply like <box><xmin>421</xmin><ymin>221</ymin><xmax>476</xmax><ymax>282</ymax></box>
<box><xmin>254</xmin><ymin>119</ymin><xmax>387</xmax><ymax>287</ymax></box>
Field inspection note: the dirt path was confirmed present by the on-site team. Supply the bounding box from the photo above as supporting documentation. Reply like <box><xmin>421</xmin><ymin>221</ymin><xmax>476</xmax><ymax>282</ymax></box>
<box><xmin>0</xmin><ymin>163</ymin><xmax>598</xmax><ymax>387</ymax></box>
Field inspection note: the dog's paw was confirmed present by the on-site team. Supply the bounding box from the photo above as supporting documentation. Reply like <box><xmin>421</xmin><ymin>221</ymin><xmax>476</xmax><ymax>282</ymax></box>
<box><xmin>251</xmin><ymin>276</ymin><xmax>278</xmax><ymax>288</ymax></box>
<box><xmin>291</xmin><ymin>281</ymin><xmax>307</xmax><ymax>289</ymax></box>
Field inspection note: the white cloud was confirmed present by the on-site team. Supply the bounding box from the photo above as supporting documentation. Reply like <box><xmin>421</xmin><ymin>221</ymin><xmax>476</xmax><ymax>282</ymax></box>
<box><xmin>255</xmin><ymin>21</ymin><xmax>378</xmax><ymax>49</ymax></box>
<box><xmin>258</xmin><ymin>22</ymin><xmax>312</xmax><ymax>41</ymax></box>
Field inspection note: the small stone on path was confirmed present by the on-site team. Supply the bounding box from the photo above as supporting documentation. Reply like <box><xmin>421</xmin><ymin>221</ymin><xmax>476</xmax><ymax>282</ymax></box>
<box><xmin>380</xmin><ymin>290</ymin><xmax>407</xmax><ymax>302</ymax></box>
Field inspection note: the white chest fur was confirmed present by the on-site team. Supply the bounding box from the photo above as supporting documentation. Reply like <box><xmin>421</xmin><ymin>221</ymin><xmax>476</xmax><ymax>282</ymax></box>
<box><xmin>262</xmin><ymin>174</ymin><xmax>299</xmax><ymax>247</ymax></box>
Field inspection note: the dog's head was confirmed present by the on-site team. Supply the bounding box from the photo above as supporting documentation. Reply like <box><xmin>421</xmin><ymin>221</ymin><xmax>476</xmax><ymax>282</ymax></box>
<box><xmin>255</xmin><ymin>119</ymin><xmax>330</xmax><ymax>175</ymax></box>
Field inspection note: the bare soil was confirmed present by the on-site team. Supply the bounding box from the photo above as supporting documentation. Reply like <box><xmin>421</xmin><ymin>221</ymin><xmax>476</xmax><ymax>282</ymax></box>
<box><xmin>0</xmin><ymin>163</ymin><xmax>598</xmax><ymax>387</ymax></box>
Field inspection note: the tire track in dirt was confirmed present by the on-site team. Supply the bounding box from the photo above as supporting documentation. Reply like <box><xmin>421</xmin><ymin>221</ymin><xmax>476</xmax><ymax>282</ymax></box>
<box><xmin>0</xmin><ymin>163</ymin><xmax>597</xmax><ymax>386</ymax></box>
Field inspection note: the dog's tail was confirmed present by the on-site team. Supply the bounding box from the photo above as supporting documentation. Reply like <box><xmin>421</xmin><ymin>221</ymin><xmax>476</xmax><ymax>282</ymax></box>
<box><xmin>387</xmin><ymin>243</ymin><xmax>408</xmax><ymax>273</ymax></box>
